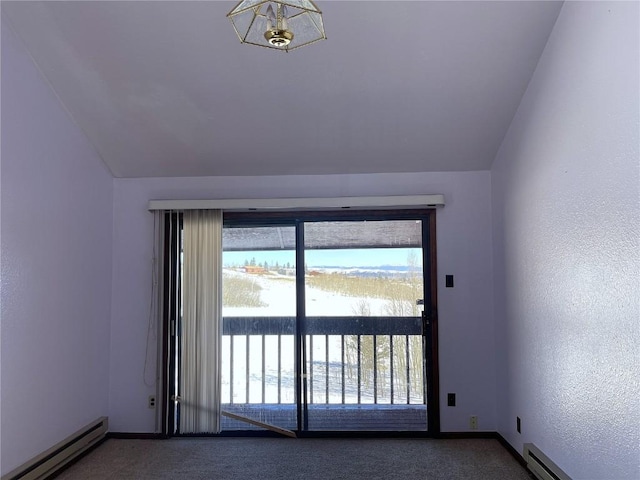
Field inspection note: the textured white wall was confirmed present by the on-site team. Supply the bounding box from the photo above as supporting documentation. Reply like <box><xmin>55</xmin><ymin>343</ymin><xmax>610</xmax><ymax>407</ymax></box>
<box><xmin>0</xmin><ymin>19</ymin><xmax>113</xmax><ymax>474</ymax></box>
<box><xmin>492</xmin><ymin>2</ymin><xmax>639</xmax><ymax>479</ymax></box>
<box><xmin>110</xmin><ymin>171</ymin><xmax>495</xmax><ymax>433</ymax></box>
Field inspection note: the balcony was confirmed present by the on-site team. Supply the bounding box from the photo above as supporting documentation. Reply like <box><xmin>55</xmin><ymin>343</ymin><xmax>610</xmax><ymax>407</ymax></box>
<box><xmin>220</xmin><ymin>316</ymin><xmax>427</xmax><ymax>432</ymax></box>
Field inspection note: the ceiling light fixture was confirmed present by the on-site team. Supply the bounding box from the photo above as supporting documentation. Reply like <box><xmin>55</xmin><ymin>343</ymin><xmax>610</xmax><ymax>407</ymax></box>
<box><xmin>227</xmin><ymin>0</ymin><xmax>326</xmax><ymax>52</ymax></box>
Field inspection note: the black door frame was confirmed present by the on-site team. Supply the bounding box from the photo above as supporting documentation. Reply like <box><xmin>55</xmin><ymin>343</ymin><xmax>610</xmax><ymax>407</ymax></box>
<box><xmin>161</xmin><ymin>212</ymin><xmax>182</xmax><ymax>437</ymax></box>
<box><xmin>161</xmin><ymin>208</ymin><xmax>440</xmax><ymax>436</ymax></box>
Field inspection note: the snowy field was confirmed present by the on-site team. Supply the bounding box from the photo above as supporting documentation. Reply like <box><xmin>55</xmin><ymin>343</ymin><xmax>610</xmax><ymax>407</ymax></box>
<box><xmin>221</xmin><ymin>269</ymin><xmax>425</xmax><ymax>406</ymax></box>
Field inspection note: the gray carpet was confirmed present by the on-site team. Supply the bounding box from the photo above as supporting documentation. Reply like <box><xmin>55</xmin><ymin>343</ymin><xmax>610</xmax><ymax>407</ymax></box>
<box><xmin>55</xmin><ymin>437</ymin><xmax>534</xmax><ymax>479</ymax></box>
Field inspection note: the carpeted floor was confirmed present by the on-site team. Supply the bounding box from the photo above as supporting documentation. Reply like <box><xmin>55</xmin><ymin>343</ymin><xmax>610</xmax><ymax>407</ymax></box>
<box><xmin>54</xmin><ymin>437</ymin><xmax>534</xmax><ymax>479</ymax></box>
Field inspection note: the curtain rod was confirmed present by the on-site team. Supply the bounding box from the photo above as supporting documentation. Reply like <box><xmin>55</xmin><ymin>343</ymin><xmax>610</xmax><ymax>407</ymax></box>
<box><xmin>148</xmin><ymin>195</ymin><xmax>445</xmax><ymax>212</ymax></box>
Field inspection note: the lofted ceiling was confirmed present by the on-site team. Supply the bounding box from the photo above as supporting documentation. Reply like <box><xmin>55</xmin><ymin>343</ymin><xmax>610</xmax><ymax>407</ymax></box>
<box><xmin>2</xmin><ymin>1</ymin><xmax>563</xmax><ymax>178</ymax></box>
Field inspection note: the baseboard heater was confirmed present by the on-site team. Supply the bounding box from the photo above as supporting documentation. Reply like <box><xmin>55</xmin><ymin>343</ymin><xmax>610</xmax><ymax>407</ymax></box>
<box><xmin>2</xmin><ymin>417</ymin><xmax>108</xmax><ymax>480</ymax></box>
<box><xmin>523</xmin><ymin>443</ymin><xmax>572</xmax><ymax>480</ymax></box>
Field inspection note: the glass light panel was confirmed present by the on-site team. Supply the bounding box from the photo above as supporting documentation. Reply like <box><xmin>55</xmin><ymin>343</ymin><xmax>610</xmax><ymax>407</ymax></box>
<box><xmin>228</xmin><ymin>9</ymin><xmax>256</xmax><ymax>42</ymax></box>
<box><xmin>287</xmin><ymin>11</ymin><xmax>325</xmax><ymax>49</ymax></box>
<box><xmin>228</xmin><ymin>0</ymin><xmax>268</xmax><ymax>15</ymax></box>
<box><xmin>228</xmin><ymin>0</ymin><xmax>326</xmax><ymax>52</ymax></box>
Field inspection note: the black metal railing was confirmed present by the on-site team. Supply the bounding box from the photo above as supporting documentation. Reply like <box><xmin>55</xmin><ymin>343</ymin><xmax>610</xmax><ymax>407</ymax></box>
<box><xmin>221</xmin><ymin>316</ymin><xmax>425</xmax><ymax>406</ymax></box>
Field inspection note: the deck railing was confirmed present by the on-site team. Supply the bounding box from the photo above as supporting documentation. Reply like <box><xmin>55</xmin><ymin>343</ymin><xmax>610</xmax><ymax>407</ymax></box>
<box><xmin>221</xmin><ymin>316</ymin><xmax>426</xmax><ymax>406</ymax></box>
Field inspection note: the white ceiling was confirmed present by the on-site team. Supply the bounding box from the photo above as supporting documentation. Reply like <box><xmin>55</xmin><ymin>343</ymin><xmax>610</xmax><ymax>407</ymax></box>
<box><xmin>2</xmin><ymin>1</ymin><xmax>563</xmax><ymax>178</ymax></box>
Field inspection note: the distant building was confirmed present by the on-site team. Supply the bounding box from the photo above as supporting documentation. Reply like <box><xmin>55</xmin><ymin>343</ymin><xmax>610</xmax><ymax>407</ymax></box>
<box><xmin>244</xmin><ymin>265</ymin><xmax>266</xmax><ymax>274</ymax></box>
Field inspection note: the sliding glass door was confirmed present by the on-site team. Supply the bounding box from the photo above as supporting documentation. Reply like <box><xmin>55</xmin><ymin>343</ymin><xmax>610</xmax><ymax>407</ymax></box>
<box><xmin>167</xmin><ymin>209</ymin><xmax>438</xmax><ymax>435</ymax></box>
<box><xmin>220</xmin><ymin>225</ymin><xmax>298</xmax><ymax>432</ymax></box>
<box><xmin>302</xmin><ymin>220</ymin><xmax>428</xmax><ymax>430</ymax></box>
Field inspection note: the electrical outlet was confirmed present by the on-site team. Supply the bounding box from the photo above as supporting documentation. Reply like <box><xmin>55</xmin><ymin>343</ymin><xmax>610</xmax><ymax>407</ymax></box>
<box><xmin>517</xmin><ymin>416</ymin><xmax>521</xmax><ymax>433</ymax></box>
<box><xmin>470</xmin><ymin>415</ymin><xmax>478</xmax><ymax>430</ymax></box>
<box><xmin>148</xmin><ymin>395</ymin><xmax>156</xmax><ymax>409</ymax></box>
<box><xmin>447</xmin><ymin>393</ymin><xmax>456</xmax><ymax>407</ymax></box>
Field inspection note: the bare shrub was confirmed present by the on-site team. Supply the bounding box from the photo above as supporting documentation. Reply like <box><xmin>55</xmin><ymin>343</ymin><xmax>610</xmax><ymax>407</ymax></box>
<box><xmin>223</xmin><ymin>274</ymin><xmax>265</xmax><ymax>307</ymax></box>
<box><xmin>352</xmin><ymin>299</ymin><xmax>371</xmax><ymax>316</ymax></box>
<box><xmin>307</xmin><ymin>273</ymin><xmax>421</xmax><ymax>302</ymax></box>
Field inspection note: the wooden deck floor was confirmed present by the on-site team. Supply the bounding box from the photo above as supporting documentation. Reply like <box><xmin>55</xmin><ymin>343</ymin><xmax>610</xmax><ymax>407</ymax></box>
<box><xmin>221</xmin><ymin>403</ymin><xmax>427</xmax><ymax>432</ymax></box>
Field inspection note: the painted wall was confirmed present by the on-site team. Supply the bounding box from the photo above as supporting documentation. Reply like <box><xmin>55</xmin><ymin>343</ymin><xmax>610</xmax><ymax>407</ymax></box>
<box><xmin>110</xmin><ymin>171</ymin><xmax>495</xmax><ymax>433</ymax></box>
<box><xmin>0</xmin><ymin>19</ymin><xmax>113</xmax><ymax>474</ymax></box>
<box><xmin>492</xmin><ymin>2</ymin><xmax>639</xmax><ymax>479</ymax></box>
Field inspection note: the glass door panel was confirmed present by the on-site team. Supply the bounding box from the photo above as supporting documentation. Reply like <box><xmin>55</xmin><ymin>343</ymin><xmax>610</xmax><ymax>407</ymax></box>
<box><xmin>220</xmin><ymin>225</ymin><xmax>298</xmax><ymax>432</ymax></box>
<box><xmin>302</xmin><ymin>220</ymin><xmax>427</xmax><ymax>431</ymax></box>
<box><xmin>173</xmin><ymin>211</ymin><xmax>437</xmax><ymax>436</ymax></box>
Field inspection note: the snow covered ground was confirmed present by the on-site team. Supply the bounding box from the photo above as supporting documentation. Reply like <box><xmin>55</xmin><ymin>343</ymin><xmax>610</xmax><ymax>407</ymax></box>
<box><xmin>222</xmin><ymin>268</ymin><xmax>392</xmax><ymax>317</ymax></box>
<box><xmin>221</xmin><ymin>269</ymin><xmax>424</xmax><ymax>406</ymax></box>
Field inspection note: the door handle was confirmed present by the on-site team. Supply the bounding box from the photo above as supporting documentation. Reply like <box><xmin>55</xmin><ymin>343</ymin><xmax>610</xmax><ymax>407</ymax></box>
<box><xmin>421</xmin><ymin>310</ymin><xmax>429</xmax><ymax>335</ymax></box>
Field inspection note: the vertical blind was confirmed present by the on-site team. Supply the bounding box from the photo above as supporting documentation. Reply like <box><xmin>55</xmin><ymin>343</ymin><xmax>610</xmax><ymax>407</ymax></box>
<box><xmin>180</xmin><ymin>209</ymin><xmax>223</xmax><ymax>433</ymax></box>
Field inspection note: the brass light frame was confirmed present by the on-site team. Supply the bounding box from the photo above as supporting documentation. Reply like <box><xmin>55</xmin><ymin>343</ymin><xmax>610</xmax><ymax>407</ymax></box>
<box><xmin>227</xmin><ymin>0</ymin><xmax>326</xmax><ymax>52</ymax></box>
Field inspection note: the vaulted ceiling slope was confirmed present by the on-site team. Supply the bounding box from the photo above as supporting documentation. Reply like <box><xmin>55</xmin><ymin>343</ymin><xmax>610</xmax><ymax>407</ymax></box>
<box><xmin>2</xmin><ymin>1</ymin><xmax>563</xmax><ymax>178</ymax></box>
